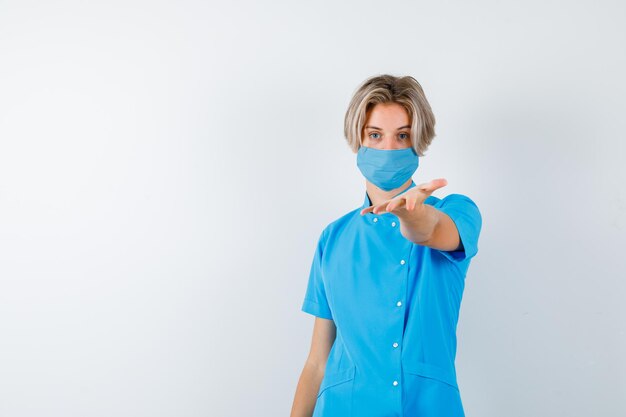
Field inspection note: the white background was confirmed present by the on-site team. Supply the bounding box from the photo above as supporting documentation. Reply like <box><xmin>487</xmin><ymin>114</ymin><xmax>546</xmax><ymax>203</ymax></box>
<box><xmin>1</xmin><ymin>1</ymin><xmax>625</xmax><ymax>416</ymax></box>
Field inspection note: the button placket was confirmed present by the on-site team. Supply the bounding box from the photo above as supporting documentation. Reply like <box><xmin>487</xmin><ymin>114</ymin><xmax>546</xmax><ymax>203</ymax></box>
<box><xmin>392</xmin><ymin>229</ymin><xmax>408</xmax><ymax>391</ymax></box>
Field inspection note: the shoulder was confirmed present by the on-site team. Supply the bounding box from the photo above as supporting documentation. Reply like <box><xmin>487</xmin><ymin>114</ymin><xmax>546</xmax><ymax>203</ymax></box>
<box><xmin>425</xmin><ymin>192</ymin><xmax>483</xmax><ymax>266</ymax></box>
<box><xmin>426</xmin><ymin>192</ymin><xmax>480</xmax><ymax>210</ymax></box>
<box><xmin>427</xmin><ymin>192</ymin><xmax>483</xmax><ymax>242</ymax></box>
<box><xmin>319</xmin><ymin>206</ymin><xmax>363</xmax><ymax>243</ymax></box>
<box><xmin>426</xmin><ymin>193</ymin><xmax>482</xmax><ymax>226</ymax></box>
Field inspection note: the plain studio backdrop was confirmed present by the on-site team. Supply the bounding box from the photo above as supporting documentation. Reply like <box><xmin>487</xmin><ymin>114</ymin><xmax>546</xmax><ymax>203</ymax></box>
<box><xmin>1</xmin><ymin>1</ymin><xmax>625</xmax><ymax>416</ymax></box>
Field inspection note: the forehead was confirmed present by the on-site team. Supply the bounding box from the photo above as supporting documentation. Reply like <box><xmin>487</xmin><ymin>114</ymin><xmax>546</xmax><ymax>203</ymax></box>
<box><xmin>365</xmin><ymin>102</ymin><xmax>410</xmax><ymax>125</ymax></box>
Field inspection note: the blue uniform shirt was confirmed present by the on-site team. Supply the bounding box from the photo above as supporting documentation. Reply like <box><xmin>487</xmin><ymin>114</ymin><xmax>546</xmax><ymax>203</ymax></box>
<box><xmin>301</xmin><ymin>180</ymin><xmax>482</xmax><ymax>417</ymax></box>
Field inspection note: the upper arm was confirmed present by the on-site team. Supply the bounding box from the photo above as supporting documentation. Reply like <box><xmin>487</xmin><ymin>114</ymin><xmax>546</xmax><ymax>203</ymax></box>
<box><xmin>301</xmin><ymin>228</ymin><xmax>333</xmax><ymax>320</ymax></box>
<box><xmin>423</xmin><ymin>208</ymin><xmax>463</xmax><ymax>252</ymax></box>
<box><xmin>301</xmin><ymin>228</ymin><xmax>336</xmax><ymax>370</ymax></box>
<box><xmin>425</xmin><ymin>193</ymin><xmax>482</xmax><ymax>263</ymax></box>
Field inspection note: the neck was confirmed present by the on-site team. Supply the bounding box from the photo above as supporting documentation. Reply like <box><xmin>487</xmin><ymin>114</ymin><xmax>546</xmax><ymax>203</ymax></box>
<box><xmin>366</xmin><ymin>179</ymin><xmax>413</xmax><ymax>206</ymax></box>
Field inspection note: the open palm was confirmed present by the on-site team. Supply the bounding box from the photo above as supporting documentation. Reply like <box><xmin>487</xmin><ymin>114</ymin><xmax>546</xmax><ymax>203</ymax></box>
<box><xmin>360</xmin><ymin>178</ymin><xmax>448</xmax><ymax>217</ymax></box>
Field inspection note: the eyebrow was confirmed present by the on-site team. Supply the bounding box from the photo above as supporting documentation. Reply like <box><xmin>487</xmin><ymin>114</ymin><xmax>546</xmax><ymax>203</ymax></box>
<box><xmin>365</xmin><ymin>125</ymin><xmax>411</xmax><ymax>130</ymax></box>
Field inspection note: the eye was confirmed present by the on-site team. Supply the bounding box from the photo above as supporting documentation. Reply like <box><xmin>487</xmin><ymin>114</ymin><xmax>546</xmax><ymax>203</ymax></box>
<box><xmin>369</xmin><ymin>132</ymin><xmax>381</xmax><ymax>140</ymax></box>
<box><xmin>398</xmin><ymin>132</ymin><xmax>410</xmax><ymax>140</ymax></box>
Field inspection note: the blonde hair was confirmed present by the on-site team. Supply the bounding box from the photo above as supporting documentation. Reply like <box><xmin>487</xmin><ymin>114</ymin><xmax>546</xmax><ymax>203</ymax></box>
<box><xmin>343</xmin><ymin>74</ymin><xmax>436</xmax><ymax>157</ymax></box>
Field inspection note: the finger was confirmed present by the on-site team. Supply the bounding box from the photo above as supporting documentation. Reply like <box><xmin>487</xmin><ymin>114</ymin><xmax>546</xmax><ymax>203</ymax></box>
<box><xmin>406</xmin><ymin>196</ymin><xmax>417</xmax><ymax>211</ymax></box>
<box><xmin>418</xmin><ymin>178</ymin><xmax>448</xmax><ymax>194</ymax></box>
<box><xmin>386</xmin><ymin>196</ymin><xmax>406</xmax><ymax>212</ymax></box>
<box><xmin>373</xmin><ymin>204</ymin><xmax>388</xmax><ymax>215</ymax></box>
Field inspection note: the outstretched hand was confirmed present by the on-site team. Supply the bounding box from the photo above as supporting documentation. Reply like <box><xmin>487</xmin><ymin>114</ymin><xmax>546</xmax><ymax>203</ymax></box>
<box><xmin>359</xmin><ymin>178</ymin><xmax>448</xmax><ymax>218</ymax></box>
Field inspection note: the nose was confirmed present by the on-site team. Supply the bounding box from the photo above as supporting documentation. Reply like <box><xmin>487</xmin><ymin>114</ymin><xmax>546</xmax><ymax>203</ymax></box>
<box><xmin>380</xmin><ymin>138</ymin><xmax>404</xmax><ymax>150</ymax></box>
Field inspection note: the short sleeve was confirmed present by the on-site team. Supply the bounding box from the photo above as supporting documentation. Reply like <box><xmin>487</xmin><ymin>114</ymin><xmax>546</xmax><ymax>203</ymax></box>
<box><xmin>301</xmin><ymin>228</ymin><xmax>333</xmax><ymax>320</ymax></box>
<box><xmin>434</xmin><ymin>193</ymin><xmax>482</xmax><ymax>263</ymax></box>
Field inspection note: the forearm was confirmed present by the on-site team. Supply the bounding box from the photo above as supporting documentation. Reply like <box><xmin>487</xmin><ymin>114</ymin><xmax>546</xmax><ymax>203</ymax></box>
<box><xmin>399</xmin><ymin>204</ymin><xmax>440</xmax><ymax>245</ymax></box>
<box><xmin>290</xmin><ymin>362</ymin><xmax>325</xmax><ymax>417</ymax></box>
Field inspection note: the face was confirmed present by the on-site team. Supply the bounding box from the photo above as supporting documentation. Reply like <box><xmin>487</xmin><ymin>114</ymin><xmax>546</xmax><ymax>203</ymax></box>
<box><xmin>361</xmin><ymin>102</ymin><xmax>412</xmax><ymax>150</ymax></box>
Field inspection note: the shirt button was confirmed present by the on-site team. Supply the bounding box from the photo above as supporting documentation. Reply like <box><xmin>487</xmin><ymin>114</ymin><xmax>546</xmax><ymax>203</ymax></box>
<box><xmin>373</xmin><ymin>217</ymin><xmax>378</xmax><ymax>223</ymax></box>
<box><xmin>400</xmin><ymin>259</ymin><xmax>405</xmax><ymax>265</ymax></box>
<box><xmin>391</xmin><ymin>221</ymin><xmax>396</xmax><ymax>227</ymax></box>
<box><xmin>392</xmin><ymin>342</ymin><xmax>399</xmax><ymax>348</ymax></box>
<box><xmin>396</xmin><ymin>301</ymin><xmax>402</xmax><ymax>307</ymax></box>
<box><xmin>393</xmin><ymin>380</ymin><xmax>399</xmax><ymax>386</ymax></box>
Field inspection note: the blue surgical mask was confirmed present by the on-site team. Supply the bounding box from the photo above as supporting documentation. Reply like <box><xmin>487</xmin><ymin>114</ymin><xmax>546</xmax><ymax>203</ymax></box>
<box><xmin>356</xmin><ymin>146</ymin><xmax>419</xmax><ymax>191</ymax></box>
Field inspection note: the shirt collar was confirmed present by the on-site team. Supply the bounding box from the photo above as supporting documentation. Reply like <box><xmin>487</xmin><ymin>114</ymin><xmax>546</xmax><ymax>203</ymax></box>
<box><xmin>361</xmin><ymin>180</ymin><xmax>417</xmax><ymax>223</ymax></box>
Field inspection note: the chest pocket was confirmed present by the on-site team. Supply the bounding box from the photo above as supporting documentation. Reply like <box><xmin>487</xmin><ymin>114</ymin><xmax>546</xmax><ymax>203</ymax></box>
<box><xmin>313</xmin><ymin>366</ymin><xmax>356</xmax><ymax>417</ymax></box>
